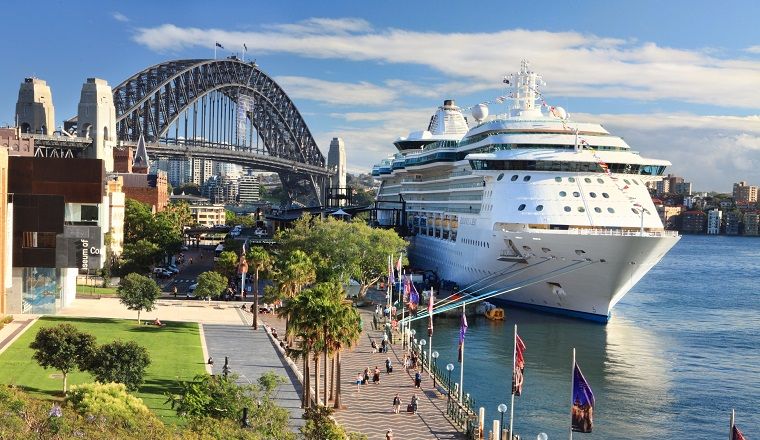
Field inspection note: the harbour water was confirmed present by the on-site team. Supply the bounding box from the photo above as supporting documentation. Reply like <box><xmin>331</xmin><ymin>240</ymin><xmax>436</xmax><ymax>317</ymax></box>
<box><xmin>411</xmin><ymin>235</ymin><xmax>759</xmax><ymax>439</ymax></box>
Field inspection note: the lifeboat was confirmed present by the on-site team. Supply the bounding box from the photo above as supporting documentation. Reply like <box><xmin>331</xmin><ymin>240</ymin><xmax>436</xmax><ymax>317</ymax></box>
<box><xmin>485</xmin><ymin>308</ymin><xmax>505</xmax><ymax>321</ymax></box>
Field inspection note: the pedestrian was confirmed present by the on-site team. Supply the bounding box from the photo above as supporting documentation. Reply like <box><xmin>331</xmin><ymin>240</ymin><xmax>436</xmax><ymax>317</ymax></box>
<box><xmin>392</xmin><ymin>393</ymin><xmax>401</xmax><ymax>414</ymax></box>
<box><xmin>363</xmin><ymin>368</ymin><xmax>370</xmax><ymax>385</ymax></box>
<box><xmin>173</xmin><ymin>285</ymin><xmax>178</xmax><ymax>298</ymax></box>
<box><xmin>373</xmin><ymin>366</ymin><xmax>380</xmax><ymax>384</ymax></box>
<box><xmin>385</xmin><ymin>357</ymin><xmax>393</xmax><ymax>374</ymax></box>
<box><xmin>371</xmin><ymin>339</ymin><xmax>378</xmax><ymax>353</ymax></box>
<box><xmin>381</xmin><ymin>338</ymin><xmax>387</xmax><ymax>353</ymax></box>
<box><xmin>386</xmin><ymin>429</ymin><xmax>393</xmax><ymax>440</ymax></box>
<box><xmin>356</xmin><ymin>373</ymin><xmax>362</xmax><ymax>392</ymax></box>
<box><xmin>372</xmin><ymin>314</ymin><xmax>378</xmax><ymax>330</ymax></box>
<box><xmin>410</xmin><ymin>394</ymin><xmax>419</xmax><ymax>414</ymax></box>
<box><xmin>404</xmin><ymin>354</ymin><xmax>411</xmax><ymax>370</ymax></box>
<box><xmin>414</xmin><ymin>371</ymin><xmax>422</xmax><ymax>389</ymax></box>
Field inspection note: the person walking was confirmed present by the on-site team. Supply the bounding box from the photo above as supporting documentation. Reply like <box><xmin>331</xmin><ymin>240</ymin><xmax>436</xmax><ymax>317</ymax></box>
<box><xmin>392</xmin><ymin>393</ymin><xmax>401</xmax><ymax>414</ymax></box>
<box><xmin>380</xmin><ymin>338</ymin><xmax>387</xmax><ymax>353</ymax></box>
<box><xmin>371</xmin><ymin>339</ymin><xmax>378</xmax><ymax>353</ymax></box>
<box><xmin>363</xmin><ymin>367</ymin><xmax>370</xmax><ymax>385</ymax></box>
<box><xmin>356</xmin><ymin>372</ymin><xmax>362</xmax><ymax>392</ymax></box>
<box><xmin>386</xmin><ymin>429</ymin><xmax>393</xmax><ymax>440</ymax></box>
<box><xmin>410</xmin><ymin>394</ymin><xmax>419</xmax><ymax>414</ymax></box>
<box><xmin>385</xmin><ymin>357</ymin><xmax>393</xmax><ymax>374</ymax></box>
<box><xmin>372</xmin><ymin>366</ymin><xmax>381</xmax><ymax>384</ymax></box>
<box><xmin>414</xmin><ymin>370</ymin><xmax>422</xmax><ymax>389</ymax></box>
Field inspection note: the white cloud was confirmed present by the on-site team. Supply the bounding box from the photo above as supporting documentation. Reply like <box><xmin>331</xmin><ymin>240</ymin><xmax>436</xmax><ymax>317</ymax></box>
<box><xmin>274</xmin><ymin>76</ymin><xmax>397</xmax><ymax>106</ymax></box>
<box><xmin>133</xmin><ymin>20</ymin><xmax>760</xmax><ymax>109</ymax></box>
<box><xmin>745</xmin><ymin>45</ymin><xmax>760</xmax><ymax>54</ymax></box>
<box><xmin>112</xmin><ymin>12</ymin><xmax>129</xmax><ymax>22</ymax></box>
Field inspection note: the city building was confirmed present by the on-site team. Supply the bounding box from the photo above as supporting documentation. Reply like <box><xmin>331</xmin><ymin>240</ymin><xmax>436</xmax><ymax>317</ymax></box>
<box><xmin>106</xmin><ymin>176</ymin><xmax>125</xmax><ymax>257</ymax></box>
<box><xmin>672</xmin><ymin>181</ymin><xmax>692</xmax><ymax>196</ymax></box>
<box><xmin>733</xmin><ymin>181</ymin><xmax>758</xmax><ymax>203</ymax></box>
<box><xmin>743</xmin><ymin>213</ymin><xmax>759</xmax><ymax>236</ymax></box>
<box><xmin>15</xmin><ymin>78</ymin><xmax>55</xmax><ymax>135</ymax></box>
<box><xmin>681</xmin><ymin>210</ymin><xmax>706</xmax><ymax>234</ymax></box>
<box><xmin>707</xmin><ymin>209</ymin><xmax>722</xmax><ymax>235</ymax></box>
<box><xmin>189</xmin><ymin>203</ymin><xmax>226</xmax><ymax>227</ymax></box>
<box><xmin>0</xmin><ymin>127</ymin><xmax>35</xmax><ymax>156</ymax></box>
<box><xmin>238</xmin><ymin>174</ymin><xmax>261</xmax><ymax>204</ymax></box>
<box><xmin>202</xmin><ymin>174</ymin><xmax>239</xmax><ymax>204</ymax></box>
<box><xmin>724</xmin><ymin>211</ymin><xmax>742</xmax><ymax>235</ymax></box>
<box><xmin>113</xmin><ymin>137</ymin><xmax>169</xmax><ymax>212</ymax></box>
<box><xmin>656</xmin><ymin>204</ymin><xmax>684</xmax><ymax>230</ymax></box>
<box><xmin>192</xmin><ymin>158</ymin><xmax>214</xmax><ymax>185</ymax></box>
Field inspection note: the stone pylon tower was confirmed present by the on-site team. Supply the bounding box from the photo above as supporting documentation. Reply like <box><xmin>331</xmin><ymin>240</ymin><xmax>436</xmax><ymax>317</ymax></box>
<box><xmin>77</xmin><ymin>78</ymin><xmax>116</xmax><ymax>172</ymax></box>
<box><xmin>328</xmin><ymin>137</ymin><xmax>347</xmax><ymax>205</ymax></box>
<box><xmin>15</xmin><ymin>78</ymin><xmax>55</xmax><ymax>135</ymax></box>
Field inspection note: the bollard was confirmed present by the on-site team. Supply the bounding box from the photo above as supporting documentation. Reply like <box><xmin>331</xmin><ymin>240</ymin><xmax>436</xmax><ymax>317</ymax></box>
<box><xmin>493</xmin><ymin>419</ymin><xmax>500</xmax><ymax>440</ymax></box>
<box><xmin>478</xmin><ymin>407</ymin><xmax>485</xmax><ymax>439</ymax></box>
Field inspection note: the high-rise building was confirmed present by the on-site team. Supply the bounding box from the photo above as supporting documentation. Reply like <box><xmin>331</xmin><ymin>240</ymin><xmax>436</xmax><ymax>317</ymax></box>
<box><xmin>724</xmin><ymin>211</ymin><xmax>742</xmax><ymax>235</ymax></box>
<box><xmin>743</xmin><ymin>213</ymin><xmax>759</xmax><ymax>236</ymax></box>
<box><xmin>655</xmin><ymin>178</ymin><xmax>670</xmax><ymax>195</ymax></box>
<box><xmin>192</xmin><ymin>158</ymin><xmax>214</xmax><ymax>185</ymax></box>
<box><xmin>707</xmin><ymin>209</ymin><xmax>722</xmax><ymax>234</ymax></box>
<box><xmin>732</xmin><ymin>181</ymin><xmax>758</xmax><ymax>203</ymax></box>
<box><xmin>238</xmin><ymin>174</ymin><xmax>261</xmax><ymax>203</ymax></box>
<box><xmin>327</xmin><ymin>137</ymin><xmax>347</xmax><ymax>205</ymax></box>
<box><xmin>15</xmin><ymin>78</ymin><xmax>55</xmax><ymax>135</ymax></box>
<box><xmin>672</xmin><ymin>181</ymin><xmax>692</xmax><ymax>196</ymax></box>
<box><xmin>681</xmin><ymin>210</ymin><xmax>706</xmax><ymax>234</ymax></box>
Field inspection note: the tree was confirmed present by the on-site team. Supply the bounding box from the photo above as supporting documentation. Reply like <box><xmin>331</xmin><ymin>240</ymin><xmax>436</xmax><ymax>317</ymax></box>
<box><xmin>121</xmin><ymin>239</ymin><xmax>161</xmax><ymax>273</ymax></box>
<box><xmin>247</xmin><ymin>246</ymin><xmax>273</xmax><ymax>329</ymax></box>
<box><xmin>124</xmin><ymin>199</ymin><xmax>154</xmax><ymax>243</ymax></box>
<box><xmin>300</xmin><ymin>406</ymin><xmax>366</xmax><ymax>440</ymax></box>
<box><xmin>29</xmin><ymin>324</ymin><xmax>96</xmax><ymax>394</ymax></box>
<box><xmin>215</xmin><ymin>251</ymin><xmax>239</xmax><ymax>279</ymax></box>
<box><xmin>195</xmin><ymin>271</ymin><xmax>227</xmax><ymax>300</ymax></box>
<box><xmin>67</xmin><ymin>382</ymin><xmax>154</xmax><ymax>430</ymax></box>
<box><xmin>117</xmin><ymin>273</ymin><xmax>161</xmax><ymax>324</ymax></box>
<box><xmin>274</xmin><ymin>250</ymin><xmax>316</xmax><ymax>346</ymax></box>
<box><xmin>87</xmin><ymin>340</ymin><xmax>151</xmax><ymax>391</ymax></box>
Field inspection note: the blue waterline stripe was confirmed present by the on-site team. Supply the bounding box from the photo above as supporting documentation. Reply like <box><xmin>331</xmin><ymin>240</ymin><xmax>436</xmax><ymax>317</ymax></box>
<box><xmin>488</xmin><ymin>297</ymin><xmax>611</xmax><ymax>323</ymax></box>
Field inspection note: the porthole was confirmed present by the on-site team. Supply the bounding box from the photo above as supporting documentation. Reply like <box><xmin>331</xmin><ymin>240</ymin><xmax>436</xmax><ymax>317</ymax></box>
<box><xmin>633</xmin><ymin>179</ymin><xmax>639</xmax><ymax>185</ymax></box>
<box><xmin>578</xmin><ymin>207</ymin><xmax>586</xmax><ymax>212</ymax></box>
<box><xmin>541</xmin><ymin>247</ymin><xmax>551</xmax><ymax>253</ymax></box>
<box><xmin>589</xmin><ymin>192</ymin><xmax>597</xmax><ymax>198</ymax></box>
<box><xmin>536</xmin><ymin>205</ymin><xmax>544</xmax><ymax>211</ymax></box>
<box><xmin>511</xmin><ymin>175</ymin><xmax>519</xmax><ymax>181</ymax></box>
<box><xmin>608</xmin><ymin>207</ymin><xmax>615</xmax><ymax>213</ymax></box>
<box><xmin>624</xmin><ymin>179</ymin><xmax>631</xmax><ymax>185</ymax></box>
<box><xmin>594</xmin><ymin>207</ymin><xmax>602</xmax><ymax>213</ymax></box>
<box><xmin>573</xmin><ymin>191</ymin><xmax>580</xmax><ymax>197</ymax></box>
<box><xmin>602</xmin><ymin>193</ymin><xmax>610</xmax><ymax>198</ymax></box>
<box><xmin>555</xmin><ymin>177</ymin><xmax>562</xmax><ymax>182</ymax></box>
<box><xmin>597</xmin><ymin>178</ymin><xmax>604</xmax><ymax>184</ymax></box>
<box><xmin>631</xmin><ymin>208</ymin><xmax>639</xmax><ymax>214</ymax></box>
<box><xmin>497</xmin><ymin>173</ymin><xmax>504</xmax><ymax>181</ymax></box>
<box><xmin>564</xmin><ymin>206</ymin><xmax>571</xmax><ymax>212</ymax></box>
<box><xmin>523</xmin><ymin>175</ymin><xmax>531</xmax><ymax>182</ymax></box>
<box><xmin>568</xmin><ymin>177</ymin><xmax>576</xmax><ymax>182</ymax></box>
<box><xmin>559</xmin><ymin>191</ymin><xmax>567</xmax><ymax>197</ymax></box>
<box><xmin>518</xmin><ymin>204</ymin><xmax>526</xmax><ymax>211</ymax></box>
<box><xmin>584</xmin><ymin>178</ymin><xmax>592</xmax><ymax>183</ymax></box>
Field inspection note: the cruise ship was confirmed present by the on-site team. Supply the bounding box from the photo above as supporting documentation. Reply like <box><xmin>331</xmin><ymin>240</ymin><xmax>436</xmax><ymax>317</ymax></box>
<box><xmin>372</xmin><ymin>61</ymin><xmax>680</xmax><ymax>322</ymax></box>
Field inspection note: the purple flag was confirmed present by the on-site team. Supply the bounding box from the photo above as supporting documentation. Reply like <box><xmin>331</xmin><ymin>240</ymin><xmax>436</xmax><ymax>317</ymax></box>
<box><xmin>571</xmin><ymin>362</ymin><xmax>595</xmax><ymax>433</ymax></box>
<box><xmin>457</xmin><ymin>312</ymin><xmax>468</xmax><ymax>362</ymax></box>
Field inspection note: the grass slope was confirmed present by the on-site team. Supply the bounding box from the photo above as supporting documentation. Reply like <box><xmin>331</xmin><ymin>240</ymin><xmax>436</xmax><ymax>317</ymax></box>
<box><xmin>0</xmin><ymin>316</ymin><xmax>205</xmax><ymax>422</ymax></box>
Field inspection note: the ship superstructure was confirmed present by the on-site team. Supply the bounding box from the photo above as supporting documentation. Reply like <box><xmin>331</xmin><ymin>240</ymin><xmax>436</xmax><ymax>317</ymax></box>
<box><xmin>372</xmin><ymin>61</ymin><xmax>680</xmax><ymax>321</ymax></box>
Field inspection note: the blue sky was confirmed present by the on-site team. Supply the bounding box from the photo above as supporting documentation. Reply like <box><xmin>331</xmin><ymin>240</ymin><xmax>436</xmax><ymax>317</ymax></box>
<box><xmin>1</xmin><ymin>0</ymin><xmax>759</xmax><ymax>191</ymax></box>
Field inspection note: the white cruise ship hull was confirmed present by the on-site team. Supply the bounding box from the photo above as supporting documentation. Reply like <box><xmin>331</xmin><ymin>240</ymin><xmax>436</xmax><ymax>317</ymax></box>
<box><xmin>409</xmin><ymin>228</ymin><xmax>680</xmax><ymax>322</ymax></box>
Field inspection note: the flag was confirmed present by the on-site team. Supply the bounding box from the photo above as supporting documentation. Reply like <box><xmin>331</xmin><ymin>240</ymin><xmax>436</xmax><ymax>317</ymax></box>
<box><xmin>571</xmin><ymin>361</ymin><xmax>595</xmax><ymax>433</ymax></box>
<box><xmin>512</xmin><ymin>333</ymin><xmax>526</xmax><ymax>396</ymax></box>
<box><xmin>215</xmin><ymin>42</ymin><xmax>224</xmax><ymax>49</ymax></box>
<box><xmin>733</xmin><ymin>425</ymin><xmax>746</xmax><ymax>440</ymax></box>
<box><xmin>408</xmin><ymin>277</ymin><xmax>419</xmax><ymax>305</ymax></box>
<box><xmin>388</xmin><ymin>255</ymin><xmax>395</xmax><ymax>285</ymax></box>
<box><xmin>243</xmin><ymin>43</ymin><xmax>248</xmax><ymax>51</ymax></box>
<box><xmin>427</xmin><ymin>290</ymin><xmax>434</xmax><ymax>337</ymax></box>
<box><xmin>457</xmin><ymin>312</ymin><xmax>468</xmax><ymax>362</ymax></box>
<box><xmin>396</xmin><ymin>254</ymin><xmax>403</xmax><ymax>273</ymax></box>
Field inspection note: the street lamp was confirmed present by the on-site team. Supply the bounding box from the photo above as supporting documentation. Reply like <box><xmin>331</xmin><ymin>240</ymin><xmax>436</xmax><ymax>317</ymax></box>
<box><xmin>431</xmin><ymin>351</ymin><xmax>439</xmax><ymax>388</ymax></box>
<box><xmin>419</xmin><ymin>339</ymin><xmax>426</xmax><ymax>366</ymax></box>
<box><xmin>498</xmin><ymin>403</ymin><xmax>508</xmax><ymax>439</ymax></box>
<box><xmin>446</xmin><ymin>363</ymin><xmax>455</xmax><ymax>404</ymax></box>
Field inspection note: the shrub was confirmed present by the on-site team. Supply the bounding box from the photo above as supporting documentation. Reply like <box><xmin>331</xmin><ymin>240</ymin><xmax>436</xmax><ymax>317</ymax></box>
<box><xmin>2</xmin><ymin>315</ymin><xmax>12</xmax><ymax>324</ymax></box>
<box><xmin>67</xmin><ymin>382</ymin><xmax>151</xmax><ymax>427</ymax></box>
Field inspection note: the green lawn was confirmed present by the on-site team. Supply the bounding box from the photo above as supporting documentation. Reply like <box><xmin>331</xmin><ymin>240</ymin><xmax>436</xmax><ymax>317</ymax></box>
<box><xmin>76</xmin><ymin>285</ymin><xmax>118</xmax><ymax>296</ymax></box>
<box><xmin>0</xmin><ymin>316</ymin><xmax>206</xmax><ymax>423</ymax></box>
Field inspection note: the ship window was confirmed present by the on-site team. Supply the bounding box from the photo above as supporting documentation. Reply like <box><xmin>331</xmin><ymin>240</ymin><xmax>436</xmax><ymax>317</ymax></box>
<box><xmin>511</xmin><ymin>175</ymin><xmax>519</xmax><ymax>181</ymax></box>
<box><xmin>602</xmin><ymin>193</ymin><xmax>610</xmax><ymax>198</ymax></box>
<box><xmin>559</xmin><ymin>191</ymin><xmax>567</xmax><ymax>197</ymax></box>
<box><xmin>624</xmin><ymin>179</ymin><xmax>631</xmax><ymax>185</ymax></box>
<box><xmin>608</xmin><ymin>207</ymin><xmax>615</xmax><ymax>213</ymax></box>
<box><xmin>573</xmin><ymin>191</ymin><xmax>580</xmax><ymax>197</ymax></box>
<box><xmin>523</xmin><ymin>175</ymin><xmax>531</xmax><ymax>182</ymax></box>
<box><xmin>633</xmin><ymin>179</ymin><xmax>639</xmax><ymax>185</ymax></box>
<box><xmin>584</xmin><ymin>178</ymin><xmax>592</xmax><ymax>183</ymax></box>
<box><xmin>597</xmin><ymin>178</ymin><xmax>604</xmax><ymax>183</ymax></box>
<box><xmin>564</xmin><ymin>206</ymin><xmax>571</xmax><ymax>212</ymax></box>
<box><xmin>631</xmin><ymin>208</ymin><xmax>639</xmax><ymax>214</ymax></box>
<box><xmin>536</xmin><ymin>205</ymin><xmax>544</xmax><ymax>211</ymax></box>
<box><xmin>589</xmin><ymin>192</ymin><xmax>597</xmax><ymax>198</ymax></box>
<box><xmin>578</xmin><ymin>207</ymin><xmax>586</xmax><ymax>212</ymax></box>
<box><xmin>542</xmin><ymin>247</ymin><xmax>551</xmax><ymax>252</ymax></box>
<box><xmin>594</xmin><ymin>207</ymin><xmax>602</xmax><ymax>213</ymax></box>
<box><xmin>518</xmin><ymin>204</ymin><xmax>526</xmax><ymax>211</ymax></box>
<box><xmin>555</xmin><ymin>177</ymin><xmax>562</xmax><ymax>182</ymax></box>
<box><xmin>497</xmin><ymin>173</ymin><xmax>504</xmax><ymax>181</ymax></box>
<box><xmin>568</xmin><ymin>177</ymin><xmax>576</xmax><ymax>182</ymax></box>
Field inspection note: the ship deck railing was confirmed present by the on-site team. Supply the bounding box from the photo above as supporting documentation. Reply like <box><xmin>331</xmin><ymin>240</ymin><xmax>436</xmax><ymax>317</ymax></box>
<box><xmin>544</xmin><ymin>227</ymin><xmax>679</xmax><ymax>237</ymax></box>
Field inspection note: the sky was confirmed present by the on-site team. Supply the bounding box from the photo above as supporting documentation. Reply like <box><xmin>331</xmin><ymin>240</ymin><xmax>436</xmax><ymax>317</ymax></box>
<box><xmin>1</xmin><ymin>0</ymin><xmax>759</xmax><ymax>192</ymax></box>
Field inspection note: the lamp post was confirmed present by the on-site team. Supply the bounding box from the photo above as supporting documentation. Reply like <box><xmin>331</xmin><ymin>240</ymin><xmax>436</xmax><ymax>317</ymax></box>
<box><xmin>446</xmin><ymin>363</ymin><xmax>455</xmax><ymax>404</ymax></box>
<box><xmin>410</xmin><ymin>329</ymin><xmax>416</xmax><ymax>355</ymax></box>
<box><xmin>498</xmin><ymin>403</ymin><xmax>508</xmax><ymax>440</ymax></box>
<box><xmin>432</xmin><ymin>351</ymin><xmax>439</xmax><ymax>388</ymax></box>
<box><xmin>419</xmin><ymin>339</ymin><xmax>426</xmax><ymax>367</ymax></box>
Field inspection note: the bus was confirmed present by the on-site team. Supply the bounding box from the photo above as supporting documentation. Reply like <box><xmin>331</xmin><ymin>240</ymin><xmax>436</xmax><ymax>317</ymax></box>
<box><xmin>213</xmin><ymin>244</ymin><xmax>224</xmax><ymax>261</ymax></box>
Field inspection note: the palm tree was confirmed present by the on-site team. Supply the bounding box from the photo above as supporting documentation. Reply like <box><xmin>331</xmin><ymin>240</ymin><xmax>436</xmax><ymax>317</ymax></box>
<box><xmin>246</xmin><ymin>246</ymin><xmax>273</xmax><ymax>330</ymax></box>
<box><xmin>280</xmin><ymin>290</ymin><xmax>320</xmax><ymax>408</ymax></box>
<box><xmin>275</xmin><ymin>250</ymin><xmax>316</xmax><ymax>345</ymax></box>
<box><xmin>320</xmin><ymin>294</ymin><xmax>361</xmax><ymax>409</ymax></box>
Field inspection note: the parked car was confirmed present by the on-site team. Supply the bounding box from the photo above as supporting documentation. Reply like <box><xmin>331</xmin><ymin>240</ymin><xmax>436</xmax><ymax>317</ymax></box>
<box><xmin>153</xmin><ymin>267</ymin><xmax>165</xmax><ymax>274</ymax></box>
<box><xmin>166</xmin><ymin>265</ymin><xmax>180</xmax><ymax>274</ymax></box>
<box><xmin>180</xmin><ymin>245</ymin><xmax>189</xmax><ymax>251</ymax></box>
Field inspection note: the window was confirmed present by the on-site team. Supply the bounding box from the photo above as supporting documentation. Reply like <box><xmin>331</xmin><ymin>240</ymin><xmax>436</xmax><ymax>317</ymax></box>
<box><xmin>602</xmin><ymin>193</ymin><xmax>610</xmax><ymax>198</ymax></box>
<box><xmin>564</xmin><ymin>206</ymin><xmax>571</xmax><ymax>212</ymax></box>
<box><xmin>523</xmin><ymin>175</ymin><xmax>531</xmax><ymax>182</ymax></box>
<box><xmin>81</xmin><ymin>205</ymin><xmax>98</xmax><ymax>222</ymax></box>
<box><xmin>559</xmin><ymin>191</ymin><xmax>567</xmax><ymax>197</ymax></box>
<box><xmin>578</xmin><ymin>207</ymin><xmax>586</xmax><ymax>212</ymax></box>
<box><xmin>518</xmin><ymin>204</ymin><xmax>526</xmax><ymax>211</ymax></box>
<box><xmin>21</xmin><ymin>232</ymin><xmax>56</xmax><ymax>248</ymax></box>
<box><xmin>631</xmin><ymin>208</ymin><xmax>639</xmax><ymax>214</ymax></box>
<box><xmin>555</xmin><ymin>177</ymin><xmax>562</xmax><ymax>182</ymax></box>
<box><xmin>536</xmin><ymin>205</ymin><xmax>544</xmax><ymax>211</ymax></box>
<box><xmin>597</xmin><ymin>178</ymin><xmax>604</xmax><ymax>183</ymax></box>
<box><xmin>594</xmin><ymin>207</ymin><xmax>602</xmax><ymax>213</ymax></box>
<box><xmin>589</xmin><ymin>192</ymin><xmax>597</xmax><ymax>198</ymax></box>
<box><xmin>608</xmin><ymin>207</ymin><xmax>615</xmax><ymax>213</ymax></box>
<box><xmin>584</xmin><ymin>178</ymin><xmax>592</xmax><ymax>183</ymax></box>
<box><xmin>497</xmin><ymin>173</ymin><xmax>504</xmax><ymax>181</ymax></box>
<box><xmin>511</xmin><ymin>175</ymin><xmax>519</xmax><ymax>181</ymax></box>
<box><xmin>568</xmin><ymin>177</ymin><xmax>576</xmax><ymax>182</ymax></box>
<box><xmin>573</xmin><ymin>191</ymin><xmax>580</xmax><ymax>197</ymax></box>
<box><xmin>624</xmin><ymin>179</ymin><xmax>631</xmax><ymax>185</ymax></box>
<box><xmin>633</xmin><ymin>179</ymin><xmax>639</xmax><ymax>185</ymax></box>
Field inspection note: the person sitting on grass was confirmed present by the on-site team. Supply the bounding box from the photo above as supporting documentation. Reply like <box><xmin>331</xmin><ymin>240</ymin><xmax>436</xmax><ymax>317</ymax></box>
<box><xmin>152</xmin><ymin>318</ymin><xmax>166</xmax><ymax>327</ymax></box>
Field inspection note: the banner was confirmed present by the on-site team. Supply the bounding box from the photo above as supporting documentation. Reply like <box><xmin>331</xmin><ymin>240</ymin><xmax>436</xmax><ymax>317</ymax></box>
<box><xmin>512</xmin><ymin>333</ymin><xmax>526</xmax><ymax>396</ymax></box>
<box><xmin>571</xmin><ymin>361</ymin><xmax>595</xmax><ymax>433</ymax></box>
<box><xmin>457</xmin><ymin>312</ymin><xmax>468</xmax><ymax>362</ymax></box>
<box><xmin>427</xmin><ymin>290</ymin><xmax>434</xmax><ymax>337</ymax></box>
<box><xmin>733</xmin><ymin>425</ymin><xmax>746</xmax><ymax>440</ymax></box>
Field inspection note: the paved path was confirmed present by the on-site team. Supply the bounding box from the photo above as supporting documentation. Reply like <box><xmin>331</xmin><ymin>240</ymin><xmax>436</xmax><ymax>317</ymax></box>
<box><xmin>203</xmin><ymin>322</ymin><xmax>305</xmax><ymax>431</ymax></box>
<box><xmin>260</xmin><ymin>307</ymin><xmax>465</xmax><ymax>440</ymax></box>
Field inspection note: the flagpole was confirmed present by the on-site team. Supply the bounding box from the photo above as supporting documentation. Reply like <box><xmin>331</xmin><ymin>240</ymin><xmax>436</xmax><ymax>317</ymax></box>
<box><xmin>509</xmin><ymin>324</ymin><xmax>516</xmax><ymax>438</ymax></box>
<box><xmin>459</xmin><ymin>303</ymin><xmax>465</xmax><ymax>400</ymax></box>
<box><xmin>569</xmin><ymin>348</ymin><xmax>575</xmax><ymax>440</ymax></box>
<box><xmin>400</xmin><ymin>268</ymin><xmax>405</xmax><ymax>347</ymax></box>
<box><xmin>730</xmin><ymin>409</ymin><xmax>734</xmax><ymax>440</ymax></box>
<box><xmin>214</xmin><ymin>43</ymin><xmax>217</xmax><ymax>60</ymax></box>
<box><xmin>427</xmin><ymin>288</ymin><xmax>433</xmax><ymax>367</ymax></box>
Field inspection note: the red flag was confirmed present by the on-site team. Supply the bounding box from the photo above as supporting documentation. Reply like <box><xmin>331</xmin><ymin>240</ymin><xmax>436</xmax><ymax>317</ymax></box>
<box><xmin>733</xmin><ymin>425</ymin><xmax>747</xmax><ymax>440</ymax></box>
<box><xmin>512</xmin><ymin>333</ymin><xmax>526</xmax><ymax>396</ymax></box>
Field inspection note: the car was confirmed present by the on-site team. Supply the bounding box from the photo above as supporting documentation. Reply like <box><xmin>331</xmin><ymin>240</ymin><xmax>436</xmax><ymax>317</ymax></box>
<box><xmin>153</xmin><ymin>267</ymin><xmax>165</xmax><ymax>274</ymax></box>
<box><xmin>166</xmin><ymin>266</ymin><xmax>180</xmax><ymax>274</ymax></box>
<box><xmin>254</xmin><ymin>228</ymin><xmax>267</xmax><ymax>237</ymax></box>
<box><xmin>185</xmin><ymin>290</ymin><xmax>197</xmax><ymax>299</ymax></box>
<box><xmin>180</xmin><ymin>245</ymin><xmax>189</xmax><ymax>251</ymax></box>
<box><xmin>161</xmin><ymin>270</ymin><xmax>174</xmax><ymax>278</ymax></box>
<box><xmin>188</xmin><ymin>282</ymin><xmax>198</xmax><ymax>292</ymax></box>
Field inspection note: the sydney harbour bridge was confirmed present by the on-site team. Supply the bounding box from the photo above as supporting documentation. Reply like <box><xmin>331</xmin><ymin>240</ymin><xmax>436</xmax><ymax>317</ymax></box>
<box><xmin>54</xmin><ymin>58</ymin><xmax>331</xmax><ymax>206</ymax></box>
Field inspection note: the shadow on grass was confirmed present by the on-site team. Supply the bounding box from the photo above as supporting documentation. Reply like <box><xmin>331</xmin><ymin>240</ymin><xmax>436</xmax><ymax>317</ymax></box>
<box><xmin>38</xmin><ymin>316</ymin><xmax>124</xmax><ymax>325</ymax></box>
<box><xmin>140</xmin><ymin>377</ymin><xmax>184</xmax><ymax>398</ymax></box>
<box><xmin>15</xmin><ymin>384</ymin><xmax>65</xmax><ymax>401</ymax></box>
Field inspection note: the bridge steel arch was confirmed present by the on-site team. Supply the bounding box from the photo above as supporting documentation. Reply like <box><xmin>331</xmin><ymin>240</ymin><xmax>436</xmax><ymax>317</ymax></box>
<box><xmin>112</xmin><ymin>59</ymin><xmax>328</xmax><ymax>206</ymax></box>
